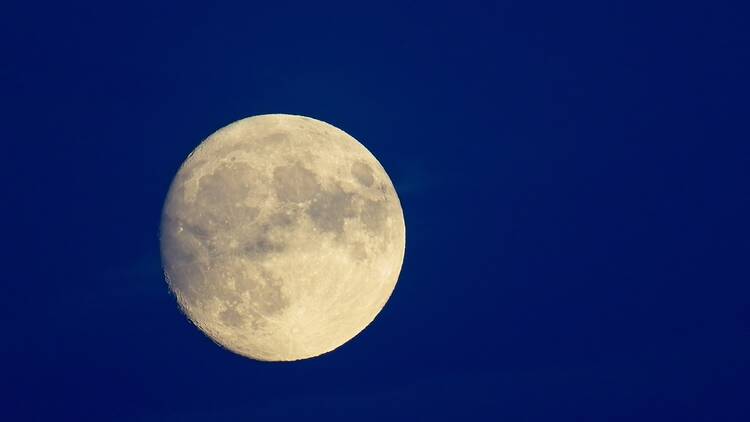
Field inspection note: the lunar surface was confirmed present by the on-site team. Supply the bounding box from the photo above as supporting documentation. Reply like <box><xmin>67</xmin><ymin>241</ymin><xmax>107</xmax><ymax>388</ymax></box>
<box><xmin>160</xmin><ymin>114</ymin><xmax>405</xmax><ymax>361</ymax></box>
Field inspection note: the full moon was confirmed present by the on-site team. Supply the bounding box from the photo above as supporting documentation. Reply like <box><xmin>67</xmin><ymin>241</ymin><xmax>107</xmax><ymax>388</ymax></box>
<box><xmin>160</xmin><ymin>114</ymin><xmax>406</xmax><ymax>361</ymax></box>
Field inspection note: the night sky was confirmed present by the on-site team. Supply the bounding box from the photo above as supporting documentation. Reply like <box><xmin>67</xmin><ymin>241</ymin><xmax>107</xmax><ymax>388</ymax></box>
<box><xmin>4</xmin><ymin>1</ymin><xmax>750</xmax><ymax>421</ymax></box>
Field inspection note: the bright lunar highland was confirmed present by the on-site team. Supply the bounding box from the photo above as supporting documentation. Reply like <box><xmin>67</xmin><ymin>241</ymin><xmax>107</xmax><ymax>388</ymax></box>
<box><xmin>160</xmin><ymin>114</ymin><xmax>406</xmax><ymax>361</ymax></box>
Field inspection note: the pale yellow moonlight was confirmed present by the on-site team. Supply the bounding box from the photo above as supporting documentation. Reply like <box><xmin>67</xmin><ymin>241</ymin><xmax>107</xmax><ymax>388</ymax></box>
<box><xmin>160</xmin><ymin>114</ymin><xmax>406</xmax><ymax>361</ymax></box>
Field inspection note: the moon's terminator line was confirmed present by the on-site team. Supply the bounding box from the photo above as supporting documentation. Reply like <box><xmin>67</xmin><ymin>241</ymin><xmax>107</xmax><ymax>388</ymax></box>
<box><xmin>160</xmin><ymin>114</ymin><xmax>406</xmax><ymax>361</ymax></box>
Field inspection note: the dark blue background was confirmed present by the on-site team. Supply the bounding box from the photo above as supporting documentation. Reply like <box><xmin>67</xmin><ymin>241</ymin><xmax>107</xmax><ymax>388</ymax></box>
<box><xmin>3</xmin><ymin>1</ymin><xmax>749</xmax><ymax>420</ymax></box>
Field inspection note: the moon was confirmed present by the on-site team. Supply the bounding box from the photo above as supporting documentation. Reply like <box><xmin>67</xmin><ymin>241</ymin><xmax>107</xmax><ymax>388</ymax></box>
<box><xmin>159</xmin><ymin>114</ymin><xmax>406</xmax><ymax>361</ymax></box>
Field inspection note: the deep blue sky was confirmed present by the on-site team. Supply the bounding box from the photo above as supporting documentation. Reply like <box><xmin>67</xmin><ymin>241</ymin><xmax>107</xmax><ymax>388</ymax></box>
<box><xmin>3</xmin><ymin>1</ymin><xmax>749</xmax><ymax>420</ymax></box>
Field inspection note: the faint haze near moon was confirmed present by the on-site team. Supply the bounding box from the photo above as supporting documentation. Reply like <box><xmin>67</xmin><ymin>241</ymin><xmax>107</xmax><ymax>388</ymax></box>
<box><xmin>159</xmin><ymin>114</ymin><xmax>406</xmax><ymax>361</ymax></box>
